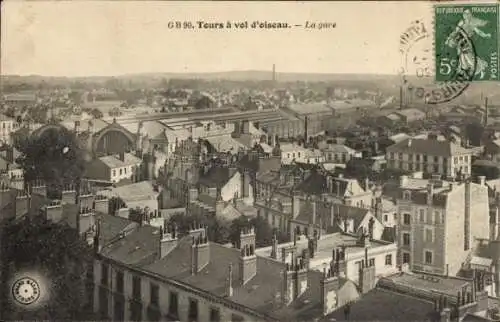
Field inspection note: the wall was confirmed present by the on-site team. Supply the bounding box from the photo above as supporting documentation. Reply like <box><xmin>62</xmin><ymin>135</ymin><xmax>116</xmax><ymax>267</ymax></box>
<box><xmin>344</xmin><ymin>245</ymin><xmax>398</xmax><ymax>283</ymax></box>
<box><xmin>94</xmin><ymin>258</ymin><xmax>261</xmax><ymax>322</ymax></box>
<box><xmin>110</xmin><ymin>164</ymin><xmax>141</xmax><ymax>183</ymax></box>
<box><xmin>221</xmin><ymin>172</ymin><xmax>241</xmax><ymax>202</ymax></box>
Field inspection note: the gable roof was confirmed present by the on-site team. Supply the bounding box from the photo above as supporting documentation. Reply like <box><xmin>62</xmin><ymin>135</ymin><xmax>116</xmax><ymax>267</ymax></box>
<box><xmin>198</xmin><ymin>166</ymin><xmax>238</xmax><ymax>188</ymax></box>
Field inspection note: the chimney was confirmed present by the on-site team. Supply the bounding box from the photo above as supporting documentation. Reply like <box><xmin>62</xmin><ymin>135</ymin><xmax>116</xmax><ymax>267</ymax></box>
<box><xmin>282</xmin><ymin>256</ymin><xmax>308</xmax><ymax>306</ymax></box>
<box><xmin>359</xmin><ymin>248</ymin><xmax>376</xmax><ymax>293</ymax></box>
<box><xmin>242</xmin><ymin>170</ymin><xmax>251</xmax><ymax>198</ymax></box>
<box><xmin>74</xmin><ymin>120</ymin><xmax>80</xmax><ymax>133</ymax></box>
<box><xmin>292</xmin><ymin>192</ymin><xmax>300</xmax><ymax>219</ymax></box>
<box><xmin>188</xmin><ymin>187</ymin><xmax>199</xmax><ymax>202</ymax></box>
<box><xmin>270</xmin><ymin>231</ymin><xmax>278</xmax><ymax>259</ymax></box>
<box><xmin>93</xmin><ymin>218</ymin><xmax>102</xmax><ymax>253</ymax></box>
<box><xmin>78</xmin><ymin>207</ymin><xmax>94</xmax><ymax>234</ymax></box>
<box><xmin>15</xmin><ymin>190</ymin><xmax>30</xmax><ymax>218</ymax></box>
<box><xmin>408</xmin><ymin>138</ymin><xmax>412</xmax><ymax>147</ymax></box>
<box><xmin>400</xmin><ymin>175</ymin><xmax>408</xmax><ymax>187</ymax></box>
<box><xmin>44</xmin><ymin>200</ymin><xmax>63</xmax><ymax>222</ymax></box>
<box><xmin>227</xmin><ymin>263</ymin><xmax>234</xmax><ymax>297</ymax></box>
<box><xmin>118</xmin><ymin>151</ymin><xmax>125</xmax><ymax>162</ymax></box>
<box><xmin>61</xmin><ymin>184</ymin><xmax>77</xmax><ymax>204</ymax></box>
<box><xmin>478</xmin><ymin>175</ymin><xmax>486</xmax><ymax>186</ymax></box>
<box><xmin>239</xmin><ymin>227</ymin><xmax>257</xmax><ymax>285</ymax></box>
<box><xmin>312</xmin><ymin>201</ymin><xmax>317</xmax><ymax>226</ymax></box>
<box><xmin>282</xmin><ymin>244</ymin><xmax>296</xmax><ymax>264</ymax></box>
<box><xmin>93</xmin><ymin>195</ymin><xmax>109</xmax><ymax>214</ymax></box>
<box><xmin>0</xmin><ymin>182</ymin><xmax>11</xmax><ymax>210</ymax></box>
<box><xmin>320</xmin><ymin>266</ymin><xmax>341</xmax><ymax>315</ymax></box>
<box><xmin>160</xmin><ymin>222</ymin><xmax>178</xmax><ymax>258</ymax></box>
<box><xmin>427</xmin><ymin>182</ymin><xmax>434</xmax><ymax>205</ymax></box>
<box><xmin>191</xmin><ymin>229</ymin><xmax>210</xmax><ymax>274</ymax></box>
<box><xmin>30</xmin><ymin>179</ymin><xmax>47</xmax><ymax>197</ymax></box>
<box><xmin>188</xmin><ymin>222</ymin><xmax>206</xmax><ymax>240</ymax></box>
<box><xmin>364</xmin><ymin>178</ymin><xmax>370</xmax><ymax>192</ymax></box>
<box><xmin>439</xmin><ymin>307</ymin><xmax>451</xmax><ymax>322</ymax></box>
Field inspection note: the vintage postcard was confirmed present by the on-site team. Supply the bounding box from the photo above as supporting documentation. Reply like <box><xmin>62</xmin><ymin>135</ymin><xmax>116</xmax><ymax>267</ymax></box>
<box><xmin>1</xmin><ymin>1</ymin><xmax>500</xmax><ymax>321</ymax></box>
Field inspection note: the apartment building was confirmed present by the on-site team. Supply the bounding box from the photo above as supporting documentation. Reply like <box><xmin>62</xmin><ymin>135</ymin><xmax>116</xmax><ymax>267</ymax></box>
<box><xmin>386</xmin><ymin>138</ymin><xmax>472</xmax><ymax>179</ymax></box>
<box><xmin>92</xmin><ymin>220</ymin><xmax>377</xmax><ymax>322</ymax></box>
<box><xmin>86</xmin><ymin>152</ymin><xmax>143</xmax><ymax>183</ymax></box>
<box><xmin>396</xmin><ymin>175</ymin><xmax>490</xmax><ymax>277</ymax></box>
<box><xmin>0</xmin><ymin>114</ymin><xmax>17</xmax><ymax>145</ymax></box>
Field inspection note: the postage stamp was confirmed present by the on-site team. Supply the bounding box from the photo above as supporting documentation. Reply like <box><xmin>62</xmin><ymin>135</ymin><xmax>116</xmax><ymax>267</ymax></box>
<box><xmin>435</xmin><ymin>4</ymin><xmax>499</xmax><ymax>82</ymax></box>
<box><xmin>399</xmin><ymin>18</ymin><xmax>475</xmax><ymax>104</ymax></box>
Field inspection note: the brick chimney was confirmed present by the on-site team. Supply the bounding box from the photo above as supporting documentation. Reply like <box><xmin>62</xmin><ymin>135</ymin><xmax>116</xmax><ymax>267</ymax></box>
<box><xmin>292</xmin><ymin>191</ymin><xmax>300</xmax><ymax>218</ymax></box>
<box><xmin>331</xmin><ymin>247</ymin><xmax>347</xmax><ymax>278</ymax></box>
<box><xmin>160</xmin><ymin>222</ymin><xmax>178</xmax><ymax>258</ymax></box>
<box><xmin>191</xmin><ymin>229</ymin><xmax>209</xmax><ymax>274</ymax></box>
<box><xmin>93</xmin><ymin>195</ymin><xmax>109</xmax><ymax>214</ymax></box>
<box><xmin>188</xmin><ymin>187</ymin><xmax>199</xmax><ymax>202</ymax></box>
<box><xmin>239</xmin><ymin>226</ymin><xmax>257</xmax><ymax>285</ymax></box>
<box><xmin>359</xmin><ymin>248</ymin><xmax>376</xmax><ymax>293</ymax></box>
<box><xmin>242</xmin><ymin>170</ymin><xmax>251</xmax><ymax>198</ymax></box>
<box><xmin>281</xmin><ymin>244</ymin><xmax>296</xmax><ymax>264</ymax></box>
<box><xmin>270</xmin><ymin>231</ymin><xmax>278</xmax><ymax>259</ymax></box>
<box><xmin>282</xmin><ymin>256</ymin><xmax>308</xmax><ymax>305</ymax></box>
<box><xmin>44</xmin><ymin>200</ymin><xmax>63</xmax><ymax>222</ymax></box>
<box><xmin>320</xmin><ymin>265</ymin><xmax>342</xmax><ymax>315</ymax></box>
<box><xmin>15</xmin><ymin>190</ymin><xmax>30</xmax><ymax>218</ymax></box>
<box><xmin>78</xmin><ymin>206</ymin><xmax>94</xmax><ymax>234</ymax></box>
<box><xmin>188</xmin><ymin>222</ymin><xmax>206</xmax><ymax>240</ymax></box>
<box><xmin>0</xmin><ymin>182</ymin><xmax>11</xmax><ymax>209</ymax></box>
<box><xmin>61</xmin><ymin>183</ymin><xmax>77</xmax><ymax>204</ymax></box>
<box><xmin>30</xmin><ymin>179</ymin><xmax>47</xmax><ymax>197</ymax></box>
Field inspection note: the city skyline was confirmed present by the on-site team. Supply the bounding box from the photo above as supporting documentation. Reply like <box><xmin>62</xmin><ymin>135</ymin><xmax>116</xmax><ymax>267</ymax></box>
<box><xmin>2</xmin><ymin>1</ymin><xmax>437</xmax><ymax>77</ymax></box>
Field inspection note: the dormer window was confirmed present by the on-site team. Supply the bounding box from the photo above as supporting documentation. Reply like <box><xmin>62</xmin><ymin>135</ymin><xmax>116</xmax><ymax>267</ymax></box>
<box><xmin>403</xmin><ymin>191</ymin><xmax>411</xmax><ymax>200</ymax></box>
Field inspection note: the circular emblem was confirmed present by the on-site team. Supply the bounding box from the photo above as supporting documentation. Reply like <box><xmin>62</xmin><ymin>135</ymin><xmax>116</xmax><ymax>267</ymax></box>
<box><xmin>12</xmin><ymin>277</ymin><xmax>41</xmax><ymax>305</ymax></box>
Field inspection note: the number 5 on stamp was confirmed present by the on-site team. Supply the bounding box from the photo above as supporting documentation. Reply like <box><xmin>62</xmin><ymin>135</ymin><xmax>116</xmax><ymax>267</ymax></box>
<box><xmin>435</xmin><ymin>4</ymin><xmax>499</xmax><ymax>82</ymax></box>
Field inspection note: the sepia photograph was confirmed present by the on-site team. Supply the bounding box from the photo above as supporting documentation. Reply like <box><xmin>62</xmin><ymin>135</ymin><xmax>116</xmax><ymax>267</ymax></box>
<box><xmin>1</xmin><ymin>1</ymin><xmax>500</xmax><ymax>321</ymax></box>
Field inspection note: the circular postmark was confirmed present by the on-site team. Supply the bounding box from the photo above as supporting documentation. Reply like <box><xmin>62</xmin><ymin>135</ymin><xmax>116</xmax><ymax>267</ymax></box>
<box><xmin>11</xmin><ymin>276</ymin><xmax>41</xmax><ymax>305</ymax></box>
<box><xmin>399</xmin><ymin>19</ymin><xmax>477</xmax><ymax>105</ymax></box>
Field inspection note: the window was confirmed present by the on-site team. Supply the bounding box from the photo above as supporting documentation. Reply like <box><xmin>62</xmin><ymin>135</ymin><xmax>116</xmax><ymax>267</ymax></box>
<box><xmin>168</xmin><ymin>292</ymin><xmax>179</xmax><ymax>318</ymax></box>
<box><xmin>132</xmin><ymin>276</ymin><xmax>141</xmax><ymax>299</ymax></box>
<box><xmin>101</xmin><ymin>263</ymin><xmax>109</xmax><ymax>286</ymax></box>
<box><xmin>454</xmin><ymin>157</ymin><xmax>458</xmax><ymax>164</ymax></box>
<box><xmin>188</xmin><ymin>298</ymin><xmax>199</xmax><ymax>322</ymax></box>
<box><xmin>434</xmin><ymin>156</ymin><xmax>439</xmax><ymax>163</ymax></box>
<box><xmin>426</xmin><ymin>211</ymin><xmax>433</xmax><ymax>224</ymax></box>
<box><xmin>114</xmin><ymin>297</ymin><xmax>125</xmax><ymax>321</ymax></box>
<box><xmin>419</xmin><ymin>209</ymin><xmax>425</xmax><ymax>222</ymax></box>
<box><xmin>403</xmin><ymin>213</ymin><xmax>411</xmax><ymax>225</ymax></box>
<box><xmin>150</xmin><ymin>283</ymin><xmax>159</xmax><ymax>306</ymax></box>
<box><xmin>369</xmin><ymin>258</ymin><xmax>375</xmax><ymax>267</ymax></box>
<box><xmin>425</xmin><ymin>228</ymin><xmax>433</xmax><ymax>243</ymax></box>
<box><xmin>425</xmin><ymin>251</ymin><xmax>433</xmax><ymax>264</ymax></box>
<box><xmin>433</xmin><ymin>165</ymin><xmax>439</xmax><ymax>173</ymax></box>
<box><xmin>124</xmin><ymin>168</ymin><xmax>127</xmax><ymax>174</ymax></box>
<box><xmin>403</xmin><ymin>252</ymin><xmax>411</xmax><ymax>264</ymax></box>
<box><xmin>385</xmin><ymin>254</ymin><xmax>393</xmax><ymax>265</ymax></box>
<box><xmin>408</xmin><ymin>163</ymin><xmax>413</xmax><ymax>171</ymax></box>
<box><xmin>298</xmin><ymin>152</ymin><xmax>301</xmax><ymax>158</ymax></box>
<box><xmin>416</xmin><ymin>154</ymin><xmax>420</xmax><ymax>161</ymax></box>
<box><xmin>403</xmin><ymin>191</ymin><xmax>411</xmax><ymax>200</ymax></box>
<box><xmin>459</xmin><ymin>156</ymin><xmax>463</xmax><ymax>162</ymax></box>
<box><xmin>403</xmin><ymin>233</ymin><xmax>410</xmax><ymax>246</ymax></box>
<box><xmin>116</xmin><ymin>271</ymin><xmax>124</xmax><ymax>294</ymax></box>
<box><xmin>423</xmin><ymin>155</ymin><xmax>428</xmax><ymax>162</ymax></box>
<box><xmin>119</xmin><ymin>169</ymin><xmax>122</xmax><ymax>175</ymax></box>
<box><xmin>384</xmin><ymin>215</ymin><xmax>388</xmax><ymax>222</ymax></box>
<box><xmin>287</xmin><ymin>153</ymin><xmax>290</xmax><ymax>158</ymax></box>
<box><xmin>231</xmin><ymin>313</ymin><xmax>244</xmax><ymax>322</ymax></box>
<box><xmin>390</xmin><ymin>152</ymin><xmax>395</xmax><ymax>159</ymax></box>
<box><xmin>210</xmin><ymin>307</ymin><xmax>221</xmax><ymax>322</ymax></box>
<box><xmin>398</xmin><ymin>153</ymin><xmax>403</xmax><ymax>160</ymax></box>
<box><xmin>464</xmin><ymin>156</ymin><xmax>468</xmax><ymax>162</ymax></box>
<box><xmin>112</xmin><ymin>170</ymin><xmax>116</xmax><ymax>177</ymax></box>
<box><xmin>434</xmin><ymin>211</ymin><xmax>441</xmax><ymax>224</ymax></box>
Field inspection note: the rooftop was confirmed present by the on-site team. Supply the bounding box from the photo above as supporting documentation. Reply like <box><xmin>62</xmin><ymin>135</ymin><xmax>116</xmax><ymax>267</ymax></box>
<box><xmin>386</xmin><ymin>138</ymin><xmax>471</xmax><ymax>157</ymax></box>
<box><xmin>385</xmin><ymin>272</ymin><xmax>471</xmax><ymax>297</ymax></box>
<box><xmin>99</xmin><ymin>153</ymin><xmax>142</xmax><ymax>169</ymax></box>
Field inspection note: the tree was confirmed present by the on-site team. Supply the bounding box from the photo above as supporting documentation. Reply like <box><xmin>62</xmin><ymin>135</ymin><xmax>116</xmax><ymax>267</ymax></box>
<box><xmin>15</xmin><ymin>127</ymin><xmax>86</xmax><ymax>198</ymax></box>
<box><xmin>465</xmin><ymin>122</ymin><xmax>485</xmax><ymax>146</ymax></box>
<box><xmin>108</xmin><ymin>196</ymin><xmax>127</xmax><ymax>215</ymax></box>
<box><xmin>1</xmin><ymin>216</ymin><xmax>95</xmax><ymax>320</ymax></box>
<box><xmin>168</xmin><ymin>212</ymin><xmax>231</xmax><ymax>244</ymax></box>
<box><xmin>89</xmin><ymin>108</ymin><xmax>103</xmax><ymax>119</ymax></box>
<box><xmin>229</xmin><ymin>216</ymin><xmax>288</xmax><ymax>248</ymax></box>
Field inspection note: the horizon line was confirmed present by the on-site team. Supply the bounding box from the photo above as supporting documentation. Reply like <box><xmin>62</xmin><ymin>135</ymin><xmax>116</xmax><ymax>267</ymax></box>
<box><xmin>1</xmin><ymin>69</ymin><xmax>402</xmax><ymax>79</ymax></box>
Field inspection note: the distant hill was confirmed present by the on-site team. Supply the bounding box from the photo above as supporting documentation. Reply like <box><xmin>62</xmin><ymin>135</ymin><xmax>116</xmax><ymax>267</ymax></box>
<box><xmin>1</xmin><ymin>70</ymin><xmax>402</xmax><ymax>83</ymax></box>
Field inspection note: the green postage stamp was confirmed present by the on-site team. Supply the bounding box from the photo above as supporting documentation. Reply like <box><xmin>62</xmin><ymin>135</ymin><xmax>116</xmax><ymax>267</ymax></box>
<box><xmin>434</xmin><ymin>3</ymin><xmax>499</xmax><ymax>82</ymax></box>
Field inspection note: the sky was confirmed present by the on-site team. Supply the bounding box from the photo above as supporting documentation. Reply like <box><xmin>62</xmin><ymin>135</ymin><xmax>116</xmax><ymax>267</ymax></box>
<box><xmin>0</xmin><ymin>1</ymin><xmax>480</xmax><ymax>77</ymax></box>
